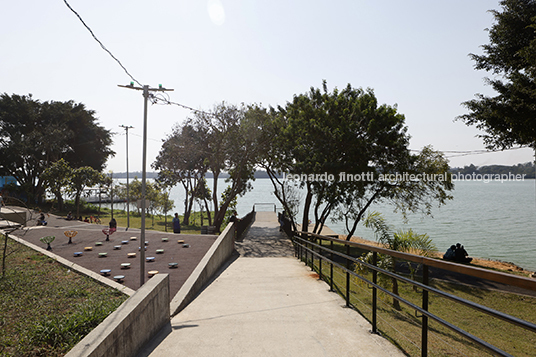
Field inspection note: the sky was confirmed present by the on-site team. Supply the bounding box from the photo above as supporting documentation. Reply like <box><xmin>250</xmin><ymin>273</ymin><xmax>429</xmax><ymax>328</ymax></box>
<box><xmin>2</xmin><ymin>0</ymin><xmax>535</xmax><ymax>173</ymax></box>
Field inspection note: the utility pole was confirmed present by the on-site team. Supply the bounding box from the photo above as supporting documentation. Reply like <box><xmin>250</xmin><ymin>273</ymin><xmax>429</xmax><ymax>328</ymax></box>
<box><xmin>118</xmin><ymin>82</ymin><xmax>173</xmax><ymax>287</ymax></box>
<box><xmin>119</xmin><ymin>124</ymin><xmax>134</xmax><ymax>231</ymax></box>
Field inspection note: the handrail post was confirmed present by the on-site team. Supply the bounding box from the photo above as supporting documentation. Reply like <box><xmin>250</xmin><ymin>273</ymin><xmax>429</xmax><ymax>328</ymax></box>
<box><xmin>299</xmin><ymin>234</ymin><xmax>303</xmax><ymax>261</ymax></box>
<box><xmin>309</xmin><ymin>234</ymin><xmax>314</xmax><ymax>271</ymax></box>
<box><xmin>330</xmin><ymin>240</ymin><xmax>334</xmax><ymax>291</ymax></box>
<box><xmin>346</xmin><ymin>244</ymin><xmax>350</xmax><ymax>307</ymax></box>
<box><xmin>310</xmin><ymin>234</ymin><xmax>314</xmax><ymax>271</ymax></box>
<box><xmin>319</xmin><ymin>237</ymin><xmax>323</xmax><ymax>281</ymax></box>
<box><xmin>421</xmin><ymin>264</ymin><xmax>429</xmax><ymax>357</ymax></box>
<box><xmin>372</xmin><ymin>251</ymin><xmax>378</xmax><ymax>333</ymax></box>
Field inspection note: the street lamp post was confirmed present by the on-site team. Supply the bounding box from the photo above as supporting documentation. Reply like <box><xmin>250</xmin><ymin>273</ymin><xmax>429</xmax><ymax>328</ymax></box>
<box><xmin>118</xmin><ymin>83</ymin><xmax>173</xmax><ymax>287</ymax></box>
<box><xmin>120</xmin><ymin>125</ymin><xmax>134</xmax><ymax>231</ymax></box>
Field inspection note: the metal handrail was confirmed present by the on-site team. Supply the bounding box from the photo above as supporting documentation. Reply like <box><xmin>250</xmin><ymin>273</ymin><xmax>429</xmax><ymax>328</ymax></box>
<box><xmin>296</xmin><ymin>231</ymin><xmax>536</xmax><ymax>292</ymax></box>
<box><xmin>252</xmin><ymin>203</ymin><xmax>277</xmax><ymax>212</ymax></box>
<box><xmin>292</xmin><ymin>232</ymin><xmax>536</xmax><ymax>357</ymax></box>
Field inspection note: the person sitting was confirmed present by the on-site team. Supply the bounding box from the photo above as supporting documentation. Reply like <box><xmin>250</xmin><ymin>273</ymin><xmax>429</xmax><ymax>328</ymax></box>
<box><xmin>66</xmin><ymin>211</ymin><xmax>73</xmax><ymax>220</ymax></box>
<box><xmin>84</xmin><ymin>217</ymin><xmax>90</xmax><ymax>223</ymax></box>
<box><xmin>37</xmin><ymin>213</ymin><xmax>47</xmax><ymax>226</ymax></box>
<box><xmin>229</xmin><ymin>211</ymin><xmax>240</xmax><ymax>223</ymax></box>
<box><xmin>109</xmin><ymin>218</ymin><xmax>117</xmax><ymax>231</ymax></box>
<box><xmin>454</xmin><ymin>243</ymin><xmax>473</xmax><ymax>263</ymax></box>
<box><xmin>443</xmin><ymin>245</ymin><xmax>456</xmax><ymax>261</ymax></box>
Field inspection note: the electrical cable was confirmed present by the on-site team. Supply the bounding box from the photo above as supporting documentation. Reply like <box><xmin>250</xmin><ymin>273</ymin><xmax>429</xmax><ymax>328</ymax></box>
<box><xmin>62</xmin><ymin>0</ymin><xmax>143</xmax><ymax>88</ymax></box>
<box><xmin>410</xmin><ymin>146</ymin><xmax>529</xmax><ymax>159</ymax></box>
<box><xmin>62</xmin><ymin>0</ymin><xmax>213</xmax><ymax>117</ymax></box>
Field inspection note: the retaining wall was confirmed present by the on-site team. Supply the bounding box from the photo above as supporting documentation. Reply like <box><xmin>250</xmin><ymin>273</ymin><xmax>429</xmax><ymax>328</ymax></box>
<box><xmin>170</xmin><ymin>221</ymin><xmax>236</xmax><ymax>316</ymax></box>
<box><xmin>66</xmin><ymin>273</ymin><xmax>170</xmax><ymax>357</ymax></box>
<box><xmin>0</xmin><ymin>206</ymin><xmax>29</xmax><ymax>226</ymax></box>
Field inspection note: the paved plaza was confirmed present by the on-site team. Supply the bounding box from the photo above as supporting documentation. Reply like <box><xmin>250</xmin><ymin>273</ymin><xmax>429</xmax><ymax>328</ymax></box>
<box><xmin>7</xmin><ymin>212</ymin><xmax>217</xmax><ymax>296</ymax></box>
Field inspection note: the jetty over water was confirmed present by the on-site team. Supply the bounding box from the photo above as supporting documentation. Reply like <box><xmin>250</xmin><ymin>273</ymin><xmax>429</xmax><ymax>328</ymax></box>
<box><xmin>139</xmin><ymin>211</ymin><xmax>403</xmax><ymax>356</ymax></box>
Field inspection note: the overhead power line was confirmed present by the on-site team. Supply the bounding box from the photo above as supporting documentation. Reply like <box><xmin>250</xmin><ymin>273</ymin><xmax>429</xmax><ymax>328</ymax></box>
<box><xmin>63</xmin><ymin>0</ymin><xmax>142</xmax><ymax>87</ymax></box>
<box><xmin>410</xmin><ymin>147</ymin><xmax>529</xmax><ymax>159</ymax></box>
<box><xmin>62</xmin><ymin>0</ymin><xmax>212</xmax><ymax>117</ymax></box>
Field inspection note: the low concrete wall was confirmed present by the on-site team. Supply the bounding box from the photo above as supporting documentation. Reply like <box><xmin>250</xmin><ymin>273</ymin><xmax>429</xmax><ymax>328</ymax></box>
<box><xmin>170</xmin><ymin>221</ymin><xmax>235</xmax><ymax>316</ymax></box>
<box><xmin>0</xmin><ymin>206</ymin><xmax>28</xmax><ymax>226</ymax></box>
<box><xmin>66</xmin><ymin>273</ymin><xmax>170</xmax><ymax>357</ymax></box>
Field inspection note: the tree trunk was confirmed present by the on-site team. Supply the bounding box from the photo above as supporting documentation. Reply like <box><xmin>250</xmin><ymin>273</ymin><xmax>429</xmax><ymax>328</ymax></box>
<box><xmin>301</xmin><ymin>183</ymin><xmax>313</xmax><ymax>232</ymax></box>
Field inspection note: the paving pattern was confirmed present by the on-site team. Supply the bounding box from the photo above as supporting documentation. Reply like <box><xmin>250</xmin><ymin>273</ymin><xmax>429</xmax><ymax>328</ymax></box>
<box><xmin>7</xmin><ymin>212</ymin><xmax>217</xmax><ymax>296</ymax></box>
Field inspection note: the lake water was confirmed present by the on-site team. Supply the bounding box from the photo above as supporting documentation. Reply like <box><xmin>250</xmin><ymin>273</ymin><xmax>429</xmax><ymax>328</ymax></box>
<box><xmin>118</xmin><ymin>178</ymin><xmax>536</xmax><ymax>272</ymax></box>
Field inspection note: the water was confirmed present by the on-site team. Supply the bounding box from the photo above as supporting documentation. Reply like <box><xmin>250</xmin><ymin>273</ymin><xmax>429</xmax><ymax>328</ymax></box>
<box><xmin>114</xmin><ymin>178</ymin><xmax>536</xmax><ymax>272</ymax></box>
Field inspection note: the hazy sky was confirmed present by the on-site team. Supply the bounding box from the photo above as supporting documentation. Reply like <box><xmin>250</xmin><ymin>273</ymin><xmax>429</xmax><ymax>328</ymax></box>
<box><xmin>2</xmin><ymin>0</ymin><xmax>535</xmax><ymax>173</ymax></box>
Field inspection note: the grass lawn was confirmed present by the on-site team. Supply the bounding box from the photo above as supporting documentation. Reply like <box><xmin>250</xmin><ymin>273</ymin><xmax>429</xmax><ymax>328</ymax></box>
<box><xmin>0</xmin><ymin>237</ymin><xmax>128</xmax><ymax>356</ymax></box>
<box><xmin>305</xmin><ymin>246</ymin><xmax>536</xmax><ymax>357</ymax></box>
<box><xmin>44</xmin><ymin>205</ymin><xmax>210</xmax><ymax>235</ymax></box>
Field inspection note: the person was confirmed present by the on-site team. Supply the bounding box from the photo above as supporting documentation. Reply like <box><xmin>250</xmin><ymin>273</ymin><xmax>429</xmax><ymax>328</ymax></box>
<box><xmin>109</xmin><ymin>217</ymin><xmax>117</xmax><ymax>231</ymax></box>
<box><xmin>37</xmin><ymin>212</ymin><xmax>47</xmax><ymax>226</ymax></box>
<box><xmin>66</xmin><ymin>211</ymin><xmax>73</xmax><ymax>220</ymax></box>
<box><xmin>173</xmin><ymin>213</ymin><xmax>181</xmax><ymax>234</ymax></box>
<box><xmin>0</xmin><ymin>192</ymin><xmax>4</xmax><ymax>207</ymax></box>
<box><xmin>229</xmin><ymin>211</ymin><xmax>240</xmax><ymax>223</ymax></box>
<box><xmin>84</xmin><ymin>217</ymin><xmax>90</xmax><ymax>223</ymax></box>
<box><xmin>454</xmin><ymin>243</ymin><xmax>473</xmax><ymax>263</ymax></box>
<box><xmin>279</xmin><ymin>211</ymin><xmax>288</xmax><ymax>232</ymax></box>
<box><xmin>443</xmin><ymin>245</ymin><xmax>456</xmax><ymax>261</ymax></box>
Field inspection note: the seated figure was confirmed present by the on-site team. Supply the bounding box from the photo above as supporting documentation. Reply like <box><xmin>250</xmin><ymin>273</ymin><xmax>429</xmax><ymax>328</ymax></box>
<box><xmin>443</xmin><ymin>245</ymin><xmax>456</xmax><ymax>261</ymax></box>
<box><xmin>454</xmin><ymin>243</ymin><xmax>473</xmax><ymax>263</ymax></box>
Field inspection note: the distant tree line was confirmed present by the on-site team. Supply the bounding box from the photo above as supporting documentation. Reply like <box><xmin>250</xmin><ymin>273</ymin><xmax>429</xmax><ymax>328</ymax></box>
<box><xmin>450</xmin><ymin>162</ymin><xmax>535</xmax><ymax>178</ymax></box>
<box><xmin>111</xmin><ymin>170</ymin><xmax>279</xmax><ymax>179</ymax></box>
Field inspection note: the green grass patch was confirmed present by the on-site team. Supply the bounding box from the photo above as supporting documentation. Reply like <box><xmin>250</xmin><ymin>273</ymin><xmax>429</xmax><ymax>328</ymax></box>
<box><xmin>304</xmin><ymin>250</ymin><xmax>536</xmax><ymax>357</ymax></box>
<box><xmin>0</xmin><ymin>237</ymin><xmax>128</xmax><ymax>356</ymax></box>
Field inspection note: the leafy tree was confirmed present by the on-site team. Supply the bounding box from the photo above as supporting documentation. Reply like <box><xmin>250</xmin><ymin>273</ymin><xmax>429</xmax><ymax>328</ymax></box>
<box><xmin>200</xmin><ymin>103</ymin><xmax>266</xmax><ymax>231</ymax></box>
<box><xmin>0</xmin><ymin>93</ymin><xmax>114</xmax><ymax>203</ymax></box>
<box><xmin>153</xmin><ymin>124</ymin><xmax>208</xmax><ymax>225</ymax></box>
<box><xmin>41</xmin><ymin>159</ymin><xmax>73</xmax><ymax>211</ymax></box>
<box><xmin>362</xmin><ymin>211</ymin><xmax>436</xmax><ymax>310</ymax></box>
<box><xmin>117</xmin><ymin>178</ymin><xmax>173</xmax><ymax>222</ymax></box>
<box><xmin>459</xmin><ymin>0</ymin><xmax>536</xmax><ymax>150</ymax></box>
<box><xmin>260</xmin><ymin>82</ymin><xmax>453</xmax><ymax>238</ymax></box>
<box><xmin>68</xmin><ymin>167</ymin><xmax>103</xmax><ymax>217</ymax></box>
<box><xmin>156</xmin><ymin>102</ymin><xmax>266</xmax><ymax>232</ymax></box>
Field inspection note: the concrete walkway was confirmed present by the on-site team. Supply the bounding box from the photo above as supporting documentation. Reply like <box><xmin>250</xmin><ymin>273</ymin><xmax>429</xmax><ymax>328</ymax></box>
<box><xmin>138</xmin><ymin>212</ymin><xmax>404</xmax><ymax>357</ymax></box>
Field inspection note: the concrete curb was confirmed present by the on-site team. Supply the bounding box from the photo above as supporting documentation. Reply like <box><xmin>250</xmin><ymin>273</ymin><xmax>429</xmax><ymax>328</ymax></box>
<box><xmin>169</xmin><ymin>222</ymin><xmax>235</xmax><ymax>316</ymax></box>
<box><xmin>7</xmin><ymin>233</ymin><xmax>135</xmax><ymax>296</ymax></box>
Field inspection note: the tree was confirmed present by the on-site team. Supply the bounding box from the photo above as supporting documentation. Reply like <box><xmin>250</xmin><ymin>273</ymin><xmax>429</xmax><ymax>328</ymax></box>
<box><xmin>41</xmin><ymin>159</ymin><xmax>73</xmax><ymax>211</ymax></box>
<box><xmin>459</xmin><ymin>0</ymin><xmax>536</xmax><ymax>150</ymax></box>
<box><xmin>155</xmin><ymin>102</ymin><xmax>265</xmax><ymax>232</ymax></box>
<box><xmin>199</xmin><ymin>103</ymin><xmax>265</xmax><ymax>231</ymax></box>
<box><xmin>362</xmin><ymin>211</ymin><xmax>436</xmax><ymax>310</ymax></box>
<box><xmin>153</xmin><ymin>124</ymin><xmax>209</xmax><ymax>225</ymax></box>
<box><xmin>0</xmin><ymin>93</ymin><xmax>114</xmax><ymax>203</ymax></box>
<box><xmin>260</xmin><ymin>82</ymin><xmax>453</xmax><ymax>238</ymax></box>
<box><xmin>68</xmin><ymin>167</ymin><xmax>103</xmax><ymax>217</ymax></box>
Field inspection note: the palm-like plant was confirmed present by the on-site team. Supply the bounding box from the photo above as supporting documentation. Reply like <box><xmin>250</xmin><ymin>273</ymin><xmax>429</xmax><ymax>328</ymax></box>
<box><xmin>361</xmin><ymin>211</ymin><xmax>436</xmax><ymax>310</ymax></box>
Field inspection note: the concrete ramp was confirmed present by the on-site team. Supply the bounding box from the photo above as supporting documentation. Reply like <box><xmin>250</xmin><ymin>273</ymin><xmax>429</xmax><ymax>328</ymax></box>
<box><xmin>138</xmin><ymin>212</ymin><xmax>404</xmax><ymax>357</ymax></box>
<box><xmin>236</xmin><ymin>211</ymin><xmax>293</xmax><ymax>258</ymax></box>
